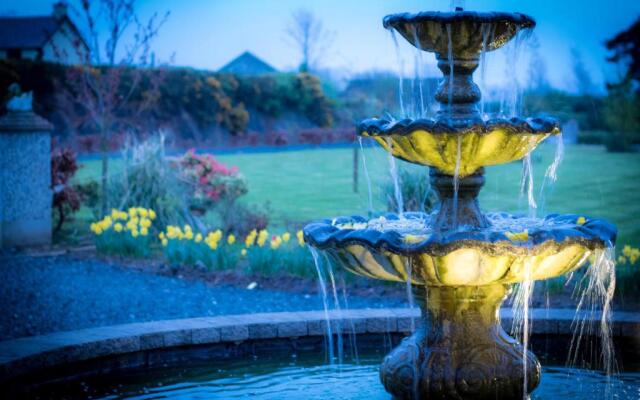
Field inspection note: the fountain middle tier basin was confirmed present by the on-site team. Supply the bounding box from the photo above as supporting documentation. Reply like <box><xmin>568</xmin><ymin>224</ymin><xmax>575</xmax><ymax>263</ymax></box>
<box><xmin>304</xmin><ymin>212</ymin><xmax>616</xmax><ymax>286</ymax></box>
<box><xmin>359</xmin><ymin>117</ymin><xmax>560</xmax><ymax>177</ymax></box>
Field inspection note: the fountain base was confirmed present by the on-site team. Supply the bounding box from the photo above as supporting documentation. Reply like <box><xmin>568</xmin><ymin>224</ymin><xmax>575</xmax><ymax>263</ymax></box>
<box><xmin>380</xmin><ymin>284</ymin><xmax>540</xmax><ymax>399</ymax></box>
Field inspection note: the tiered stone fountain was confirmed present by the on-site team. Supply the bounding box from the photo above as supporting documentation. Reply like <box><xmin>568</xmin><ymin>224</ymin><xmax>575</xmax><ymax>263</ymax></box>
<box><xmin>304</xmin><ymin>9</ymin><xmax>616</xmax><ymax>400</ymax></box>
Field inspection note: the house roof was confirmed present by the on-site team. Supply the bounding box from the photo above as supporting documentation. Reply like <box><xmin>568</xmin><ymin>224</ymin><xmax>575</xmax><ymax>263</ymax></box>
<box><xmin>218</xmin><ymin>51</ymin><xmax>277</xmax><ymax>75</ymax></box>
<box><xmin>0</xmin><ymin>15</ymin><xmax>87</xmax><ymax>51</ymax></box>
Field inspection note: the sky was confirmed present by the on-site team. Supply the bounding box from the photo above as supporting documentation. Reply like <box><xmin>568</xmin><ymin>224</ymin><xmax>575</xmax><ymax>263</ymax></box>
<box><xmin>4</xmin><ymin>0</ymin><xmax>640</xmax><ymax>93</ymax></box>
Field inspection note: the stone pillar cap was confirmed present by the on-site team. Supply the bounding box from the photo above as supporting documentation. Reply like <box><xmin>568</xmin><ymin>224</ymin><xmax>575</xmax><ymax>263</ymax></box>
<box><xmin>0</xmin><ymin>110</ymin><xmax>54</xmax><ymax>132</ymax></box>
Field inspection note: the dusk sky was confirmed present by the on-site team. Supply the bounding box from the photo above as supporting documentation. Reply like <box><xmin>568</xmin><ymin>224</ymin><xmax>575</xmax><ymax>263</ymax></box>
<box><xmin>4</xmin><ymin>0</ymin><xmax>640</xmax><ymax>93</ymax></box>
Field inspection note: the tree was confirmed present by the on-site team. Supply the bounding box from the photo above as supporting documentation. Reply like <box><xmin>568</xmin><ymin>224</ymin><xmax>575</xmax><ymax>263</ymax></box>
<box><xmin>57</xmin><ymin>0</ymin><xmax>169</xmax><ymax>214</ymax></box>
<box><xmin>571</xmin><ymin>47</ymin><xmax>595</xmax><ymax>95</ymax></box>
<box><xmin>285</xmin><ymin>9</ymin><xmax>333</xmax><ymax>73</ymax></box>
<box><xmin>602</xmin><ymin>18</ymin><xmax>640</xmax><ymax>152</ymax></box>
<box><xmin>605</xmin><ymin>17</ymin><xmax>640</xmax><ymax>91</ymax></box>
<box><xmin>527</xmin><ymin>34</ymin><xmax>549</xmax><ymax>93</ymax></box>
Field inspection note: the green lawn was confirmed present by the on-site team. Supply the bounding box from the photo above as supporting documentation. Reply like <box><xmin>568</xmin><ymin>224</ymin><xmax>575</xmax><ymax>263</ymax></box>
<box><xmin>74</xmin><ymin>143</ymin><xmax>640</xmax><ymax>246</ymax></box>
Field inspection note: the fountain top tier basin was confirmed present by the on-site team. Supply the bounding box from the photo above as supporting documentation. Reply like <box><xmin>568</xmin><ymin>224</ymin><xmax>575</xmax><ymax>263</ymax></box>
<box><xmin>304</xmin><ymin>212</ymin><xmax>616</xmax><ymax>286</ymax></box>
<box><xmin>383</xmin><ymin>11</ymin><xmax>535</xmax><ymax>57</ymax></box>
<box><xmin>359</xmin><ymin>117</ymin><xmax>559</xmax><ymax>176</ymax></box>
<box><xmin>380</xmin><ymin>9</ymin><xmax>541</xmax><ymax>130</ymax></box>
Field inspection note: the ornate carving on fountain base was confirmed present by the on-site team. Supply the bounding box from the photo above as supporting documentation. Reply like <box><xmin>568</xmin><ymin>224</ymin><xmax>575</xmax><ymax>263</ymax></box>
<box><xmin>380</xmin><ymin>285</ymin><xmax>540</xmax><ymax>399</ymax></box>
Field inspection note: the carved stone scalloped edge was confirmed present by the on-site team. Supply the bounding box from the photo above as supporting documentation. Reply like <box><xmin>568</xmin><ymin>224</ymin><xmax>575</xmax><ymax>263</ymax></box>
<box><xmin>358</xmin><ymin>117</ymin><xmax>560</xmax><ymax>137</ymax></box>
<box><xmin>303</xmin><ymin>214</ymin><xmax>616</xmax><ymax>257</ymax></box>
<box><xmin>382</xmin><ymin>11</ymin><xmax>536</xmax><ymax>30</ymax></box>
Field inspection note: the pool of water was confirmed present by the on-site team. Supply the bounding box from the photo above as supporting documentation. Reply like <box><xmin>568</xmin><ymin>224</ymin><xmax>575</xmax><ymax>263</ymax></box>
<box><xmin>24</xmin><ymin>350</ymin><xmax>640</xmax><ymax>399</ymax></box>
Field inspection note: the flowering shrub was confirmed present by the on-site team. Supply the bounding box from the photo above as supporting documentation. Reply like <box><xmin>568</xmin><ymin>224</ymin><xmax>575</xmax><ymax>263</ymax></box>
<box><xmin>51</xmin><ymin>145</ymin><xmax>81</xmax><ymax>232</ymax></box>
<box><xmin>176</xmin><ymin>150</ymin><xmax>247</xmax><ymax>215</ymax></box>
<box><xmin>90</xmin><ymin>207</ymin><xmax>157</xmax><ymax>257</ymax></box>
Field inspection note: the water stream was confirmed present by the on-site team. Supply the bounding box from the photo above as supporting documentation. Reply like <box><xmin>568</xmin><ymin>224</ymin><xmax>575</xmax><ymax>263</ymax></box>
<box><xmin>520</xmin><ymin>153</ymin><xmax>538</xmax><ymax>218</ymax></box>
<box><xmin>324</xmin><ymin>254</ymin><xmax>345</xmax><ymax>364</ymax></box>
<box><xmin>538</xmin><ymin>133</ymin><xmax>565</xmax><ymax>213</ymax></box>
<box><xmin>309</xmin><ymin>247</ymin><xmax>335</xmax><ymax>363</ymax></box>
<box><xmin>404</xmin><ymin>259</ymin><xmax>416</xmax><ymax>332</ymax></box>
<box><xmin>386</xmin><ymin>137</ymin><xmax>404</xmax><ymax>215</ymax></box>
<box><xmin>358</xmin><ymin>137</ymin><xmax>374</xmax><ymax>216</ymax></box>
<box><xmin>411</xmin><ymin>26</ymin><xmax>426</xmax><ymax>118</ymax></box>
<box><xmin>390</xmin><ymin>30</ymin><xmax>406</xmax><ymax>117</ymax></box>
<box><xmin>567</xmin><ymin>247</ymin><xmax>617</xmax><ymax>381</ymax></box>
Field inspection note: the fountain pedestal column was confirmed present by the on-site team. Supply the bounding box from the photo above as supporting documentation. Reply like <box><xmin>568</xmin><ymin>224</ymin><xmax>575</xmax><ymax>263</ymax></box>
<box><xmin>430</xmin><ymin>167</ymin><xmax>489</xmax><ymax>231</ymax></box>
<box><xmin>380</xmin><ymin>284</ymin><xmax>540</xmax><ymax>400</ymax></box>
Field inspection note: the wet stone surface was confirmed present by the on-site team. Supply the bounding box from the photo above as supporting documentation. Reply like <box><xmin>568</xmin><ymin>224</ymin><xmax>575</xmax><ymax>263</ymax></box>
<box><xmin>0</xmin><ymin>254</ymin><xmax>406</xmax><ymax>341</ymax></box>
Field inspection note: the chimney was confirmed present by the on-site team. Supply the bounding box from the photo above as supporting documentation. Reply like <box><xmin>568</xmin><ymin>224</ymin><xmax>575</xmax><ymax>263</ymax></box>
<box><xmin>53</xmin><ymin>1</ymin><xmax>68</xmax><ymax>20</ymax></box>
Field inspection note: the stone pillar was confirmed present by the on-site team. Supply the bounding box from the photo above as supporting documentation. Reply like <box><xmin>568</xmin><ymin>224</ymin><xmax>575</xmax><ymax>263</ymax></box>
<box><xmin>0</xmin><ymin>91</ymin><xmax>54</xmax><ymax>248</ymax></box>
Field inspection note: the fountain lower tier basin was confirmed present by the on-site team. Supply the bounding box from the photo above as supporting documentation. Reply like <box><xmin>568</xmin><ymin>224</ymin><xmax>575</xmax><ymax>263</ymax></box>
<box><xmin>359</xmin><ymin>117</ymin><xmax>560</xmax><ymax>177</ymax></box>
<box><xmin>14</xmin><ymin>353</ymin><xmax>640</xmax><ymax>400</ymax></box>
<box><xmin>303</xmin><ymin>212</ymin><xmax>616</xmax><ymax>286</ymax></box>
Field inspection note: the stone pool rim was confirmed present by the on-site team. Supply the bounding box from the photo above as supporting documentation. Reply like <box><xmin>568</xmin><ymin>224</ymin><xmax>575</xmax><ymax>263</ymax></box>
<box><xmin>0</xmin><ymin>307</ymin><xmax>638</xmax><ymax>383</ymax></box>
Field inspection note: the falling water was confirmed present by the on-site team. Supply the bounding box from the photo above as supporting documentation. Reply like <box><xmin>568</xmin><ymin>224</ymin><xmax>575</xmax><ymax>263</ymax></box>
<box><xmin>538</xmin><ymin>133</ymin><xmax>565</xmax><ymax>213</ymax></box>
<box><xmin>452</xmin><ymin>135</ymin><xmax>462</xmax><ymax>229</ymax></box>
<box><xmin>501</xmin><ymin>28</ymin><xmax>531</xmax><ymax>117</ymax></box>
<box><xmin>567</xmin><ymin>246</ymin><xmax>617</xmax><ymax>393</ymax></box>
<box><xmin>309</xmin><ymin>247</ymin><xmax>335</xmax><ymax>363</ymax></box>
<box><xmin>324</xmin><ymin>254</ymin><xmax>345</xmax><ymax>364</ymax></box>
<box><xmin>390</xmin><ymin>30</ymin><xmax>406</xmax><ymax>117</ymax></box>
<box><xmin>339</xmin><ymin>275</ymin><xmax>360</xmax><ymax>364</ymax></box>
<box><xmin>446</xmin><ymin>24</ymin><xmax>454</xmax><ymax>120</ymax></box>
<box><xmin>520</xmin><ymin>153</ymin><xmax>537</xmax><ymax>218</ymax></box>
<box><xmin>358</xmin><ymin>137</ymin><xmax>374</xmax><ymax>216</ymax></box>
<box><xmin>386</xmin><ymin>138</ymin><xmax>404</xmax><ymax>215</ymax></box>
<box><xmin>404</xmin><ymin>259</ymin><xmax>416</xmax><ymax>332</ymax></box>
<box><xmin>510</xmin><ymin>255</ymin><xmax>535</xmax><ymax>400</ymax></box>
<box><xmin>411</xmin><ymin>27</ymin><xmax>426</xmax><ymax>117</ymax></box>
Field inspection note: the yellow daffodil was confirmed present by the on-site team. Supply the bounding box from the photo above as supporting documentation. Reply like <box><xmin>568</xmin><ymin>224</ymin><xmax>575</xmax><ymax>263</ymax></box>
<box><xmin>161</xmin><ymin>238</ymin><xmax>168</xmax><ymax>247</ymax></box>
<box><xmin>195</xmin><ymin>233</ymin><xmax>203</xmax><ymax>243</ymax></box>
<box><xmin>140</xmin><ymin>227</ymin><xmax>149</xmax><ymax>236</ymax></box>
<box><xmin>623</xmin><ymin>245</ymin><xmax>633</xmax><ymax>257</ymax></box>
<box><xmin>159</xmin><ymin>232</ymin><xmax>165</xmax><ymax>240</ymax></box>
<box><xmin>282</xmin><ymin>232</ymin><xmax>290</xmax><ymax>243</ymax></box>
<box><xmin>576</xmin><ymin>216</ymin><xmax>586</xmax><ymax>225</ymax></box>
<box><xmin>257</xmin><ymin>229</ymin><xmax>268</xmax><ymax>247</ymax></box>
<box><xmin>140</xmin><ymin>218</ymin><xmax>152</xmax><ymax>228</ymax></box>
<box><xmin>128</xmin><ymin>207</ymin><xmax>137</xmax><ymax>217</ymax></box>
<box><xmin>138</xmin><ymin>208</ymin><xmax>148</xmax><ymax>218</ymax></box>
<box><xmin>148</xmin><ymin>209</ymin><xmax>157</xmax><ymax>220</ymax></box>
<box><xmin>114</xmin><ymin>223</ymin><xmax>123</xmax><ymax>232</ymax></box>
<box><xmin>296</xmin><ymin>230</ymin><xmax>304</xmax><ymax>246</ymax></box>
<box><xmin>245</xmin><ymin>229</ymin><xmax>257</xmax><ymax>247</ymax></box>
<box><xmin>185</xmin><ymin>230</ymin><xmax>194</xmax><ymax>240</ymax></box>
<box><xmin>241</xmin><ymin>248</ymin><xmax>247</xmax><ymax>256</ymax></box>
<box><xmin>227</xmin><ymin>234</ymin><xmax>236</xmax><ymax>245</ymax></box>
<box><xmin>618</xmin><ymin>256</ymin><xmax>627</xmax><ymax>264</ymax></box>
<box><xmin>131</xmin><ymin>229</ymin><xmax>139</xmax><ymax>238</ymax></box>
